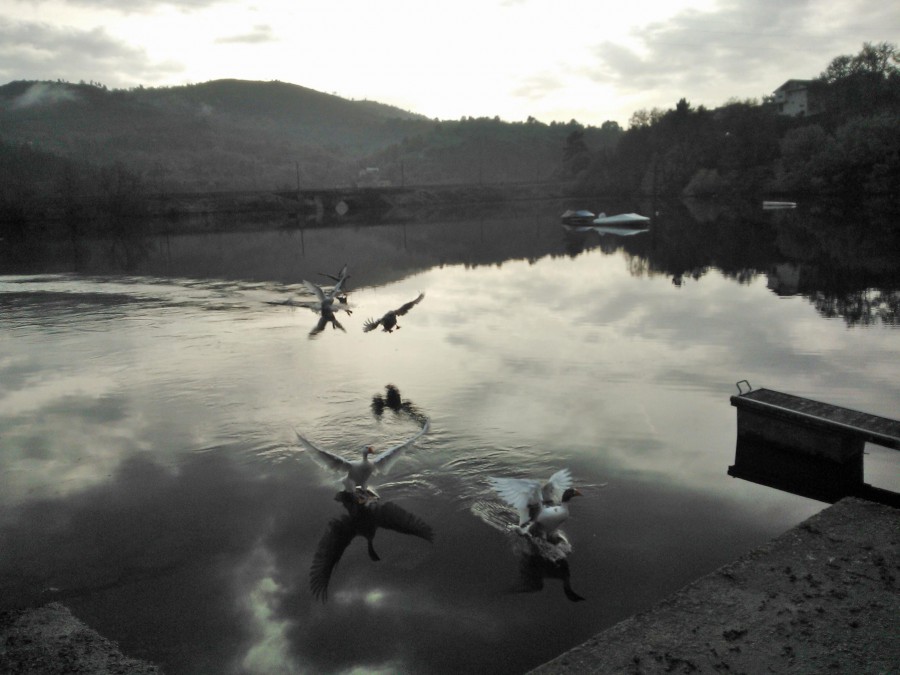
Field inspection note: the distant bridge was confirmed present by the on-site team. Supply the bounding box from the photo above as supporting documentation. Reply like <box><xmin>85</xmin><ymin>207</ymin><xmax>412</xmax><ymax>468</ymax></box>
<box><xmin>273</xmin><ymin>186</ymin><xmax>412</xmax><ymax>217</ymax></box>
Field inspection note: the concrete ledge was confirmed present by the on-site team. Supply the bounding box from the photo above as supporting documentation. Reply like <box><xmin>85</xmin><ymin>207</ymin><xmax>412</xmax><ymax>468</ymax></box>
<box><xmin>528</xmin><ymin>498</ymin><xmax>899</xmax><ymax>674</ymax></box>
<box><xmin>0</xmin><ymin>602</ymin><xmax>159</xmax><ymax>675</ymax></box>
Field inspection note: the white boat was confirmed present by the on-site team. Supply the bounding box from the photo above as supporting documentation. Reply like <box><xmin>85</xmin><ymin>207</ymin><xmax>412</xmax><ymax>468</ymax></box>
<box><xmin>560</xmin><ymin>209</ymin><xmax>596</xmax><ymax>225</ymax></box>
<box><xmin>592</xmin><ymin>212</ymin><xmax>650</xmax><ymax>225</ymax></box>
<box><xmin>762</xmin><ymin>201</ymin><xmax>797</xmax><ymax>210</ymax></box>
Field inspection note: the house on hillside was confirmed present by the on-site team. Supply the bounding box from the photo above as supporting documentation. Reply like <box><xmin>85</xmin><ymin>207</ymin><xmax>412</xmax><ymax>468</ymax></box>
<box><xmin>772</xmin><ymin>80</ymin><xmax>821</xmax><ymax>117</ymax></box>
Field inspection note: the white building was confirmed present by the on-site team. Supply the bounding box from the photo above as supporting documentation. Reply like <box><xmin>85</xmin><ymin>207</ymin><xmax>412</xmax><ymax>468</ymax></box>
<box><xmin>772</xmin><ymin>80</ymin><xmax>817</xmax><ymax>117</ymax></box>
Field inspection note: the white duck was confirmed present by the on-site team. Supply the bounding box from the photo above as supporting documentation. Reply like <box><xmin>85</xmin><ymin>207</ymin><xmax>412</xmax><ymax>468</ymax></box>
<box><xmin>316</xmin><ymin>264</ymin><xmax>352</xmax><ymax>310</ymax></box>
<box><xmin>301</xmin><ymin>277</ymin><xmax>353</xmax><ymax>335</ymax></box>
<box><xmin>363</xmin><ymin>293</ymin><xmax>424</xmax><ymax>333</ymax></box>
<box><xmin>489</xmin><ymin>468</ymin><xmax>582</xmax><ymax>542</ymax></box>
<box><xmin>297</xmin><ymin>419</ymin><xmax>430</xmax><ymax>500</ymax></box>
<box><xmin>303</xmin><ymin>277</ymin><xmax>351</xmax><ymax>315</ymax></box>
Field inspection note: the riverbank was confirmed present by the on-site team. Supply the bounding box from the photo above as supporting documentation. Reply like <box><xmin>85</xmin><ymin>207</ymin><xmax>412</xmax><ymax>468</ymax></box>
<box><xmin>528</xmin><ymin>497</ymin><xmax>899</xmax><ymax>674</ymax></box>
<box><xmin>0</xmin><ymin>602</ymin><xmax>158</xmax><ymax>674</ymax></box>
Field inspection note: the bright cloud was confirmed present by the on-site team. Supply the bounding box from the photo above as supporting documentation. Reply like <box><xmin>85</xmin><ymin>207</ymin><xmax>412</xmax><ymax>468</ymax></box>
<box><xmin>1</xmin><ymin>0</ymin><xmax>896</xmax><ymax>125</ymax></box>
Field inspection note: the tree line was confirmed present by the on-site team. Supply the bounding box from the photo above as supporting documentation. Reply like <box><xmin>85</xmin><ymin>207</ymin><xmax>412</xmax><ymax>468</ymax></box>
<box><xmin>568</xmin><ymin>42</ymin><xmax>899</xmax><ymax>199</ymax></box>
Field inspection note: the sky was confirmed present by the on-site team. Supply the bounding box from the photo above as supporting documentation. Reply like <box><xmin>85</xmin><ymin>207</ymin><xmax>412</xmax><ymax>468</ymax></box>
<box><xmin>1</xmin><ymin>0</ymin><xmax>897</xmax><ymax>126</ymax></box>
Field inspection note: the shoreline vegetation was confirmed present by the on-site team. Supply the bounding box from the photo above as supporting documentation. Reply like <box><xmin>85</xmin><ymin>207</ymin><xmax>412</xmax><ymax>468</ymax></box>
<box><xmin>2</xmin><ymin>43</ymin><xmax>898</xmax><ymax>242</ymax></box>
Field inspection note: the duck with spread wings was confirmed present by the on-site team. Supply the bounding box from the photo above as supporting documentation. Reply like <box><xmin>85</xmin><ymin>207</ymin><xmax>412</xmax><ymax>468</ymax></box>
<box><xmin>489</xmin><ymin>468</ymin><xmax>582</xmax><ymax>544</ymax></box>
<box><xmin>296</xmin><ymin>419</ymin><xmax>430</xmax><ymax>501</ymax></box>
<box><xmin>363</xmin><ymin>293</ymin><xmax>424</xmax><ymax>333</ymax></box>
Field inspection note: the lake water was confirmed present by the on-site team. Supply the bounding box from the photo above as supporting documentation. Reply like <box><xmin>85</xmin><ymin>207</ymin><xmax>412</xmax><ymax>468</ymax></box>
<box><xmin>1</xmin><ymin>198</ymin><xmax>898</xmax><ymax>674</ymax></box>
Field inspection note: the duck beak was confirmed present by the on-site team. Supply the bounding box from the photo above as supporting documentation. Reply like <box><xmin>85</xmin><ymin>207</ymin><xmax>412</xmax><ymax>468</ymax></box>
<box><xmin>573</xmin><ymin>488</ymin><xmax>583</xmax><ymax>497</ymax></box>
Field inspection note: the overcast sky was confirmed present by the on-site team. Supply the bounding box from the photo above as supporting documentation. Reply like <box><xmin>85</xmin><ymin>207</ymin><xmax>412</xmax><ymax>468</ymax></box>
<box><xmin>1</xmin><ymin>0</ymin><xmax>896</xmax><ymax>126</ymax></box>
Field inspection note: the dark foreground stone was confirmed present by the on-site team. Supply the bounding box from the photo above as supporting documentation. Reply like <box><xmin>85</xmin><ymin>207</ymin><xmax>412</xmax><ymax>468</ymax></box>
<box><xmin>529</xmin><ymin>497</ymin><xmax>899</xmax><ymax>674</ymax></box>
<box><xmin>0</xmin><ymin>602</ymin><xmax>158</xmax><ymax>675</ymax></box>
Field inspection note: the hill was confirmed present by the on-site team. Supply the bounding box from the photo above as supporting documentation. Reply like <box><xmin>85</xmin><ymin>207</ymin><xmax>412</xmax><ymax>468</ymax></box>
<box><xmin>0</xmin><ymin>79</ymin><xmax>434</xmax><ymax>191</ymax></box>
<box><xmin>0</xmin><ymin>78</ymin><xmax>623</xmax><ymax>195</ymax></box>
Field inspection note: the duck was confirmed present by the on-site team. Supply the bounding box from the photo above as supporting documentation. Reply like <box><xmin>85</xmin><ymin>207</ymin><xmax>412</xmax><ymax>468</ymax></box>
<box><xmin>317</xmin><ymin>264</ymin><xmax>352</xmax><ymax>312</ymax></box>
<box><xmin>363</xmin><ymin>293</ymin><xmax>424</xmax><ymax>333</ymax></box>
<box><xmin>301</xmin><ymin>278</ymin><xmax>352</xmax><ymax>336</ymax></box>
<box><xmin>488</xmin><ymin>468</ymin><xmax>582</xmax><ymax>543</ymax></box>
<box><xmin>296</xmin><ymin>419</ymin><xmax>430</xmax><ymax>500</ymax></box>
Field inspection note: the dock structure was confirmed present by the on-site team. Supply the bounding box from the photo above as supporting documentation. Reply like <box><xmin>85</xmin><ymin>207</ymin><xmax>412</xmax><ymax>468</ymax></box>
<box><xmin>728</xmin><ymin>384</ymin><xmax>900</xmax><ymax>505</ymax></box>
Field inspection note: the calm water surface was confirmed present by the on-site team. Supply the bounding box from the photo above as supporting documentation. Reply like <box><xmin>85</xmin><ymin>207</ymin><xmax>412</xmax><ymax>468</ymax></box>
<box><xmin>1</xmin><ymin>200</ymin><xmax>898</xmax><ymax>673</ymax></box>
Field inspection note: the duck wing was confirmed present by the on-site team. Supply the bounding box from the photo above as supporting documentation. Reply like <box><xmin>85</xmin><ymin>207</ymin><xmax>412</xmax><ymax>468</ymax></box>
<box><xmin>309</xmin><ymin>515</ymin><xmax>356</xmax><ymax>601</ymax></box>
<box><xmin>541</xmin><ymin>468</ymin><xmax>574</xmax><ymax>504</ymax></box>
<box><xmin>489</xmin><ymin>476</ymin><xmax>543</xmax><ymax>526</ymax></box>
<box><xmin>318</xmin><ymin>264</ymin><xmax>349</xmax><ymax>284</ymax></box>
<box><xmin>362</xmin><ymin>316</ymin><xmax>383</xmax><ymax>332</ymax></box>
<box><xmin>371</xmin><ymin>418</ymin><xmax>430</xmax><ymax>474</ymax></box>
<box><xmin>394</xmin><ymin>293</ymin><xmax>425</xmax><ymax>316</ymax></box>
<box><xmin>331</xmin><ymin>265</ymin><xmax>350</xmax><ymax>294</ymax></box>
<box><xmin>295</xmin><ymin>432</ymin><xmax>352</xmax><ymax>473</ymax></box>
<box><xmin>302</xmin><ymin>280</ymin><xmax>326</xmax><ymax>305</ymax></box>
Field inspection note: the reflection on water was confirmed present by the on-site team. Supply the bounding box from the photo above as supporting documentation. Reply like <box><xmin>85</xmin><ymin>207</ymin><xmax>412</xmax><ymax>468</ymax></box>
<box><xmin>1</xmin><ymin>199</ymin><xmax>898</xmax><ymax>673</ymax></box>
<box><xmin>512</xmin><ymin>537</ymin><xmax>585</xmax><ymax>603</ymax></box>
<box><xmin>4</xmin><ymin>197</ymin><xmax>896</xmax><ymax>326</ymax></box>
<box><xmin>310</xmin><ymin>491</ymin><xmax>434</xmax><ymax>602</ymax></box>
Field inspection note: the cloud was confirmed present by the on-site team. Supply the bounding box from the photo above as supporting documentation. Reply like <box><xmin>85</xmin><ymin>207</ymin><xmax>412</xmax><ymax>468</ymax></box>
<box><xmin>0</xmin><ymin>19</ymin><xmax>182</xmax><ymax>87</ymax></box>
<box><xmin>580</xmin><ymin>0</ymin><xmax>900</xmax><ymax>109</ymax></box>
<box><xmin>511</xmin><ymin>73</ymin><xmax>565</xmax><ymax>101</ymax></box>
<box><xmin>214</xmin><ymin>24</ymin><xmax>276</xmax><ymax>45</ymax></box>
<box><xmin>45</xmin><ymin>0</ymin><xmax>225</xmax><ymax>10</ymax></box>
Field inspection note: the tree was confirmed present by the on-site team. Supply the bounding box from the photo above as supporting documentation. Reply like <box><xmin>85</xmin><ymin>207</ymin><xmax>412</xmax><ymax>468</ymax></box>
<box><xmin>813</xmin><ymin>42</ymin><xmax>900</xmax><ymax>119</ymax></box>
<box><xmin>562</xmin><ymin>129</ymin><xmax>590</xmax><ymax>178</ymax></box>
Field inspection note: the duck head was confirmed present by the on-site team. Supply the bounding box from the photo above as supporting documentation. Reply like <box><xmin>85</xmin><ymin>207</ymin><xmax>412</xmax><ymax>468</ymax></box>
<box><xmin>561</xmin><ymin>487</ymin><xmax>582</xmax><ymax>502</ymax></box>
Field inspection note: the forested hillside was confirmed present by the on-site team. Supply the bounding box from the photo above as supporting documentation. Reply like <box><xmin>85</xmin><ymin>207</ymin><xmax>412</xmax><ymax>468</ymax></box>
<box><xmin>571</xmin><ymin>42</ymin><xmax>899</xmax><ymax>199</ymax></box>
<box><xmin>0</xmin><ymin>78</ymin><xmax>433</xmax><ymax>191</ymax></box>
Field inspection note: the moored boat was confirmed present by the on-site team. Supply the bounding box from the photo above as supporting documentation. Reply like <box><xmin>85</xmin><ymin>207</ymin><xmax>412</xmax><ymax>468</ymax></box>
<box><xmin>560</xmin><ymin>209</ymin><xmax>597</xmax><ymax>226</ymax></box>
<box><xmin>592</xmin><ymin>212</ymin><xmax>650</xmax><ymax>225</ymax></box>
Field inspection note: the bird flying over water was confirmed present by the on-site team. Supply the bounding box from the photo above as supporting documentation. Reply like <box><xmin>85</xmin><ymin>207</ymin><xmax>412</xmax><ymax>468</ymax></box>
<box><xmin>317</xmin><ymin>264</ymin><xmax>352</xmax><ymax>309</ymax></box>
<box><xmin>296</xmin><ymin>419</ymin><xmax>430</xmax><ymax>500</ymax></box>
<box><xmin>363</xmin><ymin>293</ymin><xmax>424</xmax><ymax>333</ymax></box>
<box><xmin>489</xmin><ymin>468</ymin><xmax>582</xmax><ymax>543</ymax></box>
<box><xmin>302</xmin><ymin>278</ymin><xmax>352</xmax><ymax>336</ymax></box>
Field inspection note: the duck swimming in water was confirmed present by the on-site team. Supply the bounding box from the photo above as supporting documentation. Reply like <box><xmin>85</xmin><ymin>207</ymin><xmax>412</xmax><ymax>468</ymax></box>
<box><xmin>296</xmin><ymin>419</ymin><xmax>430</xmax><ymax>500</ymax></box>
<box><xmin>489</xmin><ymin>468</ymin><xmax>582</xmax><ymax>543</ymax></box>
<box><xmin>363</xmin><ymin>293</ymin><xmax>424</xmax><ymax>333</ymax></box>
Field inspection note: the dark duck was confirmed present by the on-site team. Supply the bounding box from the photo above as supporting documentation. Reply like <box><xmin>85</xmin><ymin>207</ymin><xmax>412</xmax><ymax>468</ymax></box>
<box><xmin>363</xmin><ymin>293</ymin><xmax>424</xmax><ymax>333</ymax></box>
